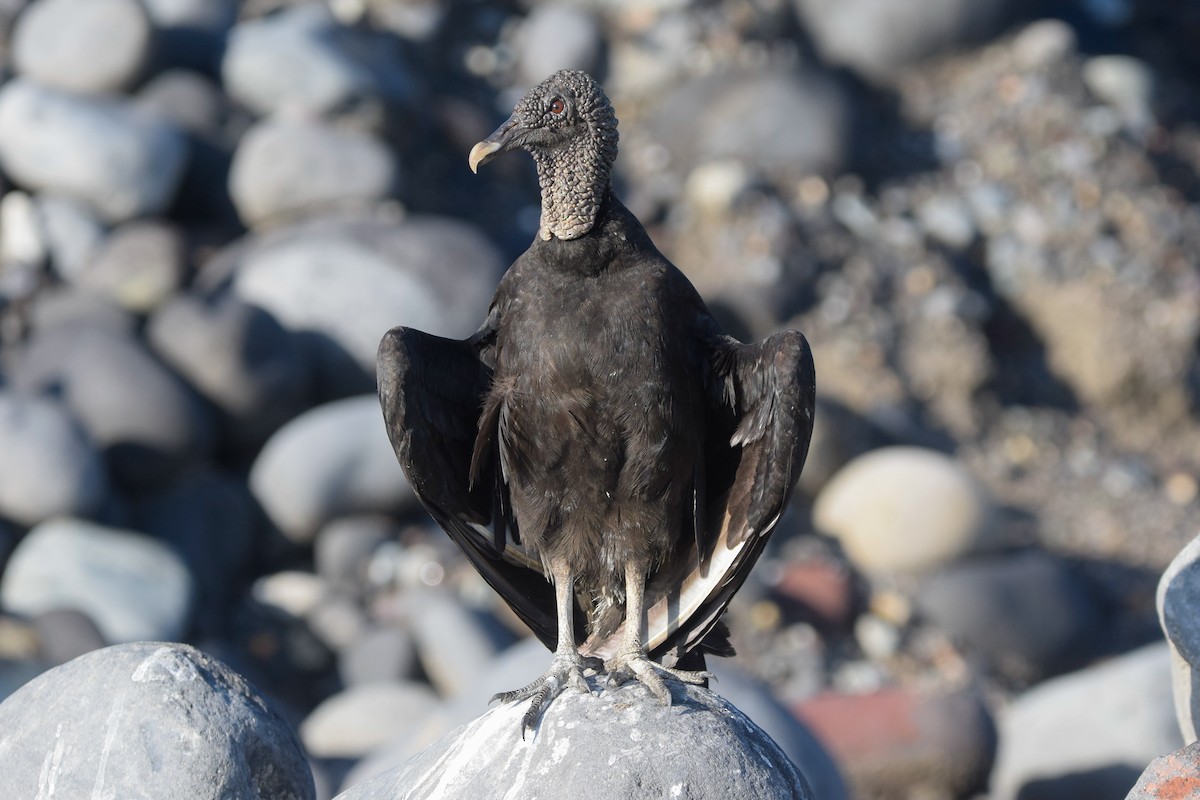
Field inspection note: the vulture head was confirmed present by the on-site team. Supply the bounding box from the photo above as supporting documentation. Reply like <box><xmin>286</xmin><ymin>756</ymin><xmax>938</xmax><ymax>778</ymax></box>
<box><xmin>469</xmin><ymin>70</ymin><xmax>619</xmax><ymax>241</ymax></box>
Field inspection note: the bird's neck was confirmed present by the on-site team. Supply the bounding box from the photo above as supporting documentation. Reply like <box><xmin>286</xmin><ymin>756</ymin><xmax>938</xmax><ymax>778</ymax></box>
<box><xmin>532</xmin><ymin>139</ymin><xmax>611</xmax><ymax>241</ymax></box>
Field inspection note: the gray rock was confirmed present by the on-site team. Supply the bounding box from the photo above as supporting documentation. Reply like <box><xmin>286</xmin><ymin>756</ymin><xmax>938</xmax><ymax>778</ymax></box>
<box><xmin>146</xmin><ymin>293</ymin><xmax>312</xmax><ymax>449</ymax></box>
<box><xmin>314</xmin><ymin>515</ymin><xmax>396</xmax><ymax>590</ymax></box>
<box><xmin>1125</xmin><ymin>740</ymin><xmax>1200</xmax><ymax>800</ymax></box>
<box><xmin>406</xmin><ymin>589</ymin><xmax>508</xmax><ymax>697</ymax></box>
<box><xmin>0</xmin><ymin>518</ymin><xmax>192</xmax><ymax>643</ymax></box>
<box><xmin>229</xmin><ymin>118</ymin><xmax>399</xmax><ymax>228</ymax></box>
<box><xmin>76</xmin><ymin>219</ymin><xmax>186</xmax><ymax>313</ymax></box>
<box><xmin>990</xmin><ymin>643</ymin><xmax>1180</xmax><ymax>800</ymax></box>
<box><xmin>37</xmin><ymin>194</ymin><xmax>107</xmax><ymax>281</ymax></box>
<box><xmin>136</xmin><ymin>69</ymin><xmax>228</xmax><ymax>136</ymax></box>
<box><xmin>0</xmin><ymin>391</ymin><xmax>108</xmax><ymax>526</ymax></box>
<box><xmin>27</xmin><ymin>287</ymin><xmax>137</xmax><ymax>336</ymax></box>
<box><xmin>229</xmin><ymin>216</ymin><xmax>503</xmax><ymax>382</ymax></box>
<box><xmin>1011</xmin><ymin>19</ymin><xmax>1078</xmax><ymax>70</ymax></box>
<box><xmin>0</xmin><ymin>642</ymin><xmax>315</xmax><ymax>800</ymax></box>
<box><xmin>0</xmin><ymin>79</ymin><xmax>189</xmax><ymax>222</ymax></box>
<box><xmin>339</xmin><ymin>626</ymin><xmax>419</xmax><ymax>687</ymax></box>
<box><xmin>222</xmin><ymin>4</ymin><xmax>414</xmax><ymax>119</ymax></box>
<box><xmin>141</xmin><ymin>0</ymin><xmax>237</xmax><ymax>29</ymax></box>
<box><xmin>336</xmin><ymin>680</ymin><xmax>814</xmax><ymax>800</ymax></box>
<box><xmin>794</xmin><ymin>0</ymin><xmax>1019</xmax><ymax>81</ymax></box>
<box><xmin>11</xmin><ymin>0</ymin><xmax>152</xmax><ymax>94</ymax></box>
<box><xmin>1158</xmin><ymin>533</ymin><xmax>1200</xmax><ymax>742</ymax></box>
<box><xmin>917</xmin><ymin>552</ymin><xmax>1106</xmax><ymax>684</ymax></box>
<box><xmin>516</xmin><ymin>6</ymin><xmax>602</xmax><ymax>88</ymax></box>
<box><xmin>0</xmin><ymin>189</ymin><xmax>45</xmax><ymax>268</ymax></box>
<box><xmin>813</xmin><ymin>446</ymin><xmax>996</xmax><ymax>575</ymax></box>
<box><xmin>31</xmin><ymin>608</ymin><xmax>107</xmax><ymax>667</ymax></box>
<box><xmin>12</xmin><ymin>326</ymin><xmax>213</xmax><ymax>489</ymax></box>
<box><xmin>300</xmin><ymin>681</ymin><xmax>441</xmax><ymax>760</ymax></box>
<box><xmin>249</xmin><ymin>395</ymin><xmax>414</xmax><ymax>544</ymax></box>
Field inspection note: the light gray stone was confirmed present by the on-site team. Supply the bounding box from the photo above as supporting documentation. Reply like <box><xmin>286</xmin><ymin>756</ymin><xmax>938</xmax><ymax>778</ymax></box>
<box><xmin>1083</xmin><ymin>55</ymin><xmax>1156</xmax><ymax>127</ymax></box>
<box><xmin>0</xmin><ymin>79</ymin><xmax>189</xmax><ymax>222</ymax></box>
<box><xmin>339</xmin><ymin>626</ymin><xmax>419</xmax><ymax>687</ymax></box>
<box><xmin>249</xmin><ymin>395</ymin><xmax>414</xmax><ymax>544</ymax></box>
<box><xmin>516</xmin><ymin>6</ymin><xmax>602</xmax><ymax>88</ymax></box>
<box><xmin>37</xmin><ymin>195</ymin><xmax>107</xmax><ymax>281</ymax></box>
<box><xmin>336</xmin><ymin>680</ymin><xmax>814</xmax><ymax>800</ymax></box>
<box><xmin>27</xmin><ymin>287</ymin><xmax>137</xmax><ymax>336</ymax></box>
<box><xmin>0</xmin><ymin>189</ymin><xmax>45</xmax><ymax>268</ymax></box>
<box><xmin>0</xmin><ymin>391</ymin><xmax>108</xmax><ymax>526</ymax></box>
<box><xmin>76</xmin><ymin>219</ymin><xmax>186</xmax><ymax>312</ymax></box>
<box><xmin>990</xmin><ymin>643</ymin><xmax>1181</xmax><ymax>800</ymax></box>
<box><xmin>229</xmin><ymin>118</ymin><xmax>399</xmax><ymax>228</ymax></box>
<box><xmin>406</xmin><ymin>589</ymin><xmax>507</xmax><ymax>697</ymax></box>
<box><xmin>136</xmin><ymin>69</ymin><xmax>227</xmax><ymax>136</ymax></box>
<box><xmin>0</xmin><ymin>518</ymin><xmax>192</xmax><ymax>643</ymax></box>
<box><xmin>301</xmin><ymin>681</ymin><xmax>441</xmax><ymax>760</ymax></box>
<box><xmin>0</xmin><ymin>642</ymin><xmax>315</xmax><ymax>800</ymax></box>
<box><xmin>1158</xmin><ymin>533</ymin><xmax>1200</xmax><ymax>743</ymax></box>
<box><xmin>11</xmin><ymin>0</ymin><xmax>152</xmax><ymax>93</ymax></box>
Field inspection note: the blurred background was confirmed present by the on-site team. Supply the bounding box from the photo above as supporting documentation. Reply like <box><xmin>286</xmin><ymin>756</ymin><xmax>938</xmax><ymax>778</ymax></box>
<box><xmin>0</xmin><ymin>0</ymin><xmax>1197</xmax><ymax>797</ymax></box>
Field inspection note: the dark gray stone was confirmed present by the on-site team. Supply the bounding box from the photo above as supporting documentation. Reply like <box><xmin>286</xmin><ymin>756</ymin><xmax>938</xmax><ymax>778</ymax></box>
<box><xmin>76</xmin><ymin>219</ymin><xmax>186</xmax><ymax>313</ymax></box>
<box><xmin>335</xmin><ymin>680</ymin><xmax>814</xmax><ymax>800</ymax></box>
<box><xmin>0</xmin><ymin>642</ymin><xmax>315</xmax><ymax>800</ymax></box>
<box><xmin>314</xmin><ymin>515</ymin><xmax>396</xmax><ymax>591</ymax></box>
<box><xmin>12</xmin><ymin>326</ymin><xmax>213</xmax><ymax>490</ymax></box>
<box><xmin>32</xmin><ymin>608</ymin><xmax>106</xmax><ymax>667</ymax></box>
<box><xmin>1158</xmin><ymin>533</ymin><xmax>1200</xmax><ymax>742</ymax></box>
<box><xmin>0</xmin><ymin>658</ymin><xmax>44</xmax><ymax>705</ymax></box>
<box><xmin>248</xmin><ymin>396</ymin><xmax>415</xmax><ymax>544</ymax></box>
<box><xmin>916</xmin><ymin>552</ymin><xmax>1107</xmax><ymax>683</ymax></box>
<box><xmin>0</xmin><ymin>391</ymin><xmax>108</xmax><ymax>526</ymax></box>
<box><xmin>0</xmin><ymin>518</ymin><xmax>192</xmax><ymax>643</ymax></box>
<box><xmin>11</xmin><ymin>0</ymin><xmax>152</xmax><ymax>93</ymax></box>
<box><xmin>146</xmin><ymin>293</ymin><xmax>313</xmax><ymax>449</ymax></box>
<box><xmin>0</xmin><ymin>79</ymin><xmax>189</xmax><ymax>222</ymax></box>
<box><xmin>229</xmin><ymin>118</ymin><xmax>399</xmax><ymax>228</ymax></box>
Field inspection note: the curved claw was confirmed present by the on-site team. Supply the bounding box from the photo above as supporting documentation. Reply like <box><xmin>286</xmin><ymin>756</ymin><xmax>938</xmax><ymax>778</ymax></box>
<box><xmin>605</xmin><ymin>651</ymin><xmax>713</xmax><ymax>705</ymax></box>
<box><xmin>492</xmin><ymin>652</ymin><xmax>592</xmax><ymax>738</ymax></box>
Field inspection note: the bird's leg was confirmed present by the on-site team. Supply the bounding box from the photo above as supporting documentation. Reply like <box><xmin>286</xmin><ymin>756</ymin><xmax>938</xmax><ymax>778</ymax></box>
<box><xmin>492</xmin><ymin>562</ymin><xmax>591</xmax><ymax>735</ymax></box>
<box><xmin>605</xmin><ymin>561</ymin><xmax>712</xmax><ymax>704</ymax></box>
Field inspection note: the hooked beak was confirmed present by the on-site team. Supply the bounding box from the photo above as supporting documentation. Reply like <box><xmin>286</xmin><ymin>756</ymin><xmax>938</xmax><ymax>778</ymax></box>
<box><xmin>468</xmin><ymin>114</ymin><xmax>520</xmax><ymax>174</ymax></box>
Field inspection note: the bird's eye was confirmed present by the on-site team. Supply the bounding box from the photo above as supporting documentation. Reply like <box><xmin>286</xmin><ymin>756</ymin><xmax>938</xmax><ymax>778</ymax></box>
<box><xmin>549</xmin><ymin>98</ymin><xmax>565</xmax><ymax>115</ymax></box>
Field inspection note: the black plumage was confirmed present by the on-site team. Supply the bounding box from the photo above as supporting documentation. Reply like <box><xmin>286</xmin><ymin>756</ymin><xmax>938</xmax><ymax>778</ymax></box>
<box><xmin>377</xmin><ymin>70</ymin><xmax>816</xmax><ymax>733</ymax></box>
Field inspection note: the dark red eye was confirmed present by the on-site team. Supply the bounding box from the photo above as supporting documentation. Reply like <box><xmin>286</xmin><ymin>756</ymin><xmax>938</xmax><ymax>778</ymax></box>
<box><xmin>549</xmin><ymin>98</ymin><xmax>565</xmax><ymax>115</ymax></box>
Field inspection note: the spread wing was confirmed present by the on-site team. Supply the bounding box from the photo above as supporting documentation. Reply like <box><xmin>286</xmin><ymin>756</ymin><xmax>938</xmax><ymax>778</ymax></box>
<box><xmin>581</xmin><ymin>328</ymin><xmax>817</xmax><ymax>664</ymax></box>
<box><xmin>377</xmin><ymin>325</ymin><xmax>569</xmax><ymax>650</ymax></box>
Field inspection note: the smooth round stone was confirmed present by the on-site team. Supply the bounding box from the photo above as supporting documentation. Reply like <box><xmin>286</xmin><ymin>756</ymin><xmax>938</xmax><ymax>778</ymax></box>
<box><xmin>917</xmin><ymin>552</ymin><xmax>1107</xmax><ymax>684</ymax></box>
<box><xmin>1011</xmin><ymin>19</ymin><xmax>1078</xmax><ymax>69</ymax></box>
<box><xmin>336</xmin><ymin>681</ymin><xmax>814</xmax><ymax>800</ymax></box>
<box><xmin>339</xmin><ymin>626</ymin><xmax>419</xmax><ymax>687</ymax></box>
<box><xmin>0</xmin><ymin>642</ymin><xmax>315</xmax><ymax>799</ymax></box>
<box><xmin>314</xmin><ymin>515</ymin><xmax>396</xmax><ymax>590</ymax></box>
<box><xmin>0</xmin><ymin>189</ymin><xmax>45</xmax><ymax>267</ymax></box>
<box><xmin>300</xmin><ymin>681</ymin><xmax>441</xmax><ymax>760</ymax></box>
<box><xmin>12</xmin><ymin>326</ymin><xmax>213</xmax><ymax>489</ymax></box>
<box><xmin>31</xmin><ymin>608</ymin><xmax>106</xmax><ymax>667</ymax></box>
<box><xmin>136</xmin><ymin>69</ymin><xmax>227</xmax><ymax>136</ymax></box>
<box><xmin>146</xmin><ymin>292</ymin><xmax>312</xmax><ymax>449</ymax></box>
<box><xmin>27</xmin><ymin>287</ymin><xmax>137</xmax><ymax>337</ymax></box>
<box><xmin>230</xmin><ymin>216</ymin><xmax>503</xmax><ymax>379</ymax></box>
<box><xmin>0</xmin><ymin>79</ymin><xmax>189</xmax><ymax>222</ymax></box>
<box><xmin>229</xmin><ymin>118</ymin><xmax>399</xmax><ymax>228</ymax></box>
<box><xmin>793</xmin><ymin>0</ymin><xmax>1018</xmax><ymax>81</ymax></box>
<box><xmin>1083</xmin><ymin>55</ymin><xmax>1155</xmax><ymax>123</ymax></box>
<box><xmin>250</xmin><ymin>396</ymin><xmax>414</xmax><ymax>544</ymax></box>
<box><xmin>515</xmin><ymin>6</ymin><xmax>602</xmax><ymax>88</ymax></box>
<box><xmin>0</xmin><ymin>518</ymin><xmax>192</xmax><ymax>643</ymax></box>
<box><xmin>405</xmin><ymin>589</ymin><xmax>509</xmax><ymax>697</ymax></box>
<box><xmin>1157</xmin><ymin>533</ymin><xmax>1200</xmax><ymax>742</ymax></box>
<box><xmin>76</xmin><ymin>219</ymin><xmax>186</xmax><ymax>313</ymax></box>
<box><xmin>36</xmin><ymin>195</ymin><xmax>107</xmax><ymax>281</ymax></box>
<box><xmin>222</xmin><ymin>4</ymin><xmax>414</xmax><ymax>118</ymax></box>
<box><xmin>990</xmin><ymin>643</ymin><xmax>1179</xmax><ymax>800</ymax></box>
<box><xmin>0</xmin><ymin>391</ymin><xmax>108</xmax><ymax>526</ymax></box>
<box><xmin>11</xmin><ymin>0</ymin><xmax>152</xmax><ymax>93</ymax></box>
<box><xmin>813</xmin><ymin>446</ymin><xmax>995</xmax><ymax>575</ymax></box>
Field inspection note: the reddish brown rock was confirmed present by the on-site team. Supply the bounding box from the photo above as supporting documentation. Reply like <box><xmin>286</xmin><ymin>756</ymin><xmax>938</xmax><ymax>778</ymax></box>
<box><xmin>1127</xmin><ymin>741</ymin><xmax>1200</xmax><ymax>799</ymax></box>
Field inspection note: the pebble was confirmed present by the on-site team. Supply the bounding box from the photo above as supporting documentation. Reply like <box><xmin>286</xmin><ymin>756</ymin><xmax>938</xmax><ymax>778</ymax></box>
<box><xmin>812</xmin><ymin>446</ymin><xmax>996</xmax><ymax>575</ymax></box>
<box><xmin>228</xmin><ymin>117</ymin><xmax>399</xmax><ymax>228</ymax></box>
<box><xmin>146</xmin><ymin>292</ymin><xmax>313</xmax><ymax>449</ymax></box>
<box><xmin>1083</xmin><ymin>55</ymin><xmax>1156</xmax><ymax>126</ymax></box>
<box><xmin>36</xmin><ymin>195</ymin><xmax>107</xmax><ymax>282</ymax></box>
<box><xmin>793</xmin><ymin>684</ymin><xmax>996</xmax><ymax>800</ymax></box>
<box><xmin>27</xmin><ymin>287</ymin><xmax>137</xmax><ymax>337</ymax></box>
<box><xmin>0</xmin><ymin>517</ymin><xmax>192</xmax><ymax>643</ymax></box>
<box><xmin>0</xmin><ymin>642</ymin><xmax>315</xmax><ymax>799</ymax></box>
<box><xmin>314</xmin><ymin>515</ymin><xmax>397</xmax><ymax>591</ymax></box>
<box><xmin>337</xmin><ymin>680</ymin><xmax>814</xmax><ymax>800</ymax></box>
<box><xmin>300</xmin><ymin>681</ymin><xmax>441</xmax><ymax>760</ymax></box>
<box><xmin>1157</xmin><ymin>532</ymin><xmax>1200</xmax><ymax>742</ymax></box>
<box><xmin>230</xmin><ymin>216</ymin><xmax>503</xmax><ymax>383</ymax></box>
<box><xmin>75</xmin><ymin>219</ymin><xmax>186</xmax><ymax>312</ymax></box>
<box><xmin>515</xmin><ymin>6</ymin><xmax>602</xmax><ymax>88</ymax></box>
<box><xmin>31</xmin><ymin>608</ymin><xmax>107</xmax><ymax>667</ymax></box>
<box><xmin>405</xmin><ymin>588</ymin><xmax>510</xmax><ymax>697</ymax></box>
<box><xmin>136</xmin><ymin>69</ymin><xmax>228</xmax><ymax>137</ymax></box>
<box><xmin>12</xmin><ymin>325</ymin><xmax>213</xmax><ymax>490</ymax></box>
<box><xmin>917</xmin><ymin>194</ymin><xmax>977</xmax><ymax>249</ymax></box>
<box><xmin>990</xmin><ymin>643</ymin><xmax>1180</xmax><ymax>800</ymax></box>
<box><xmin>1126</xmin><ymin>740</ymin><xmax>1200</xmax><ymax>800</ymax></box>
<box><xmin>1011</xmin><ymin>19</ymin><xmax>1078</xmax><ymax>70</ymax></box>
<box><xmin>339</xmin><ymin>625</ymin><xmax>420</xmax><ymax>687</ymax></box>
<box><xmin>0</xmin><ymin>79</ymin><xmax>189</xmax><ymax>222</ymax></box>
<box><xmin>916</xmin><ymin>551</ymin><xmax>1106</xmax><ymax>683</ymax></box>
<box><xmin>0</xmin><ymin>190</ymin><xmax>45</xmax><ymax>268</ymax></box>
<box><xmin>0</xmin><ymin>390</ymin><xmax>108</xmax><ymax>526</ymax></box>
<box><xmin>249</xmin><ymin>395</ymin><xmax>415</xmax><ymax>544</ymax></box>
<box><xmin>11</xmin><ymin>0</ymin><xmax>152</xmax><ymax>94</ymax></box>
<box><xmin>222</xmin><ymin>4</ymin><xmax>414</xmax><ymax>119</ymax></box>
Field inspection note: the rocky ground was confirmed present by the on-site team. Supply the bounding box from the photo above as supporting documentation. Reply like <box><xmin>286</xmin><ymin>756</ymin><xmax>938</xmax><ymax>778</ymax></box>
<box><xmin>0</xmin><ymin>0</ymin><xmax>1198</xmax><ymax>798</ymax></box>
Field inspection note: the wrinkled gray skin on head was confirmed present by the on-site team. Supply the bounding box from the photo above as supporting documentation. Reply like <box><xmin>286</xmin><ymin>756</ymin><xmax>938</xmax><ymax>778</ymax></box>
<box><xmin>511</xmin><ymin>70</ymin><xmax>619</xmax><ymax>241</ymax></box>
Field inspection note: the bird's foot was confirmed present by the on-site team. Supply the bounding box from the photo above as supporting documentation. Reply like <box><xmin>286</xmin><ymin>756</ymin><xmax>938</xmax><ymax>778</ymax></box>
<box><xmin>604</xmin><ymin>650</ymin><xmax>713</xmax><ymax>706</ymax></box>
<box><xmin>491</xmin><ymin>651</ymin><xmax>595</xmax><ymax>737</ymax></box>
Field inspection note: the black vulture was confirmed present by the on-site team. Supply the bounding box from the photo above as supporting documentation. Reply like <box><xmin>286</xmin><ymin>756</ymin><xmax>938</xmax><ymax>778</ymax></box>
<box><xmin>377</xmin><ymin>69</ymin><xmax>816</xmax><ymax>734</ymax></box>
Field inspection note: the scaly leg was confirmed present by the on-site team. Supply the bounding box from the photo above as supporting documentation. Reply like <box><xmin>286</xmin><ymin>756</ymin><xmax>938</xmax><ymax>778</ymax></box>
<box><xmin>605</xmin><ymin>561</ymin><xmax>712</xmax><ymax>704</ymax></box>
<box><xmin>492</xmin><ymin>561</ymin><xmax>591</xmax><ymax>735</ymax></box>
